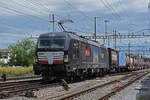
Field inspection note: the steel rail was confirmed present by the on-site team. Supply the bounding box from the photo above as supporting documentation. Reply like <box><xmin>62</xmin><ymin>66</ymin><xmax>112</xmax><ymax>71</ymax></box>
<box><xmin>37</xmin><ymin>73</ymin><xmax>134</xmax><ymax>100</ymax></box>
<box><xmin>99</xmin><ymin>72</ymin><xmax>148</xmax><ymax>100</ymax></box>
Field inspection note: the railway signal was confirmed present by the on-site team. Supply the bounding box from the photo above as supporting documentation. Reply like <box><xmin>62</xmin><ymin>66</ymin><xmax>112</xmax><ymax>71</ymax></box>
<box><xmin>1</xmin><ymin>74</ymin><xmax>6</xmax><ymax>82</ymax></box>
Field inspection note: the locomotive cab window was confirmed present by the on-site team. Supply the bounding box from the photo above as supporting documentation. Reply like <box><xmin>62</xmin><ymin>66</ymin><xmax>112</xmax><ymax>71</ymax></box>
<box><xmin>38</xmin><ymin>37</ymin><xmax>66</xmax><ymax>49</ymax></box>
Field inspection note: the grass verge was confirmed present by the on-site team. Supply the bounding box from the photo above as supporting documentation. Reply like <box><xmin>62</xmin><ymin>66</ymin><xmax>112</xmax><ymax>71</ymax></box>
<box><xmin>0</xmin><ymin>67</ymin><xmax>34</xmax><ymax>78</ymax></box>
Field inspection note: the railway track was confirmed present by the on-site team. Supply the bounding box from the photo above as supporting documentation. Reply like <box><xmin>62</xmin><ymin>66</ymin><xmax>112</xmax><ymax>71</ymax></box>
<box><xmin>0</xmin><ymin>79</ymin><xmax>41</xmax><ymax>91</ymax></box>
<box><xmin>0</xmin><ymin>72</ymin><xmax>126</xmax><ymax>88</ymax></box>
<box><xmin>0</xmin><ymin>78</ymin><xmax>60</xmax><ymax>99</ymax></box>
<box><xmin>0</xmin><ymin>70</ymin><xmax>148</xmax><ymax>99</ymax></box>
<box><xmin>0</xmin><ymin>70</ymin><xmax>130</xmax><ymax>99</ymax></box>
<box><xmin>0</xmin><ymin>75</ymin><xmax>41</xmax><ymax>82</ymax></box>
<box><xmin>0</xmin><ymin>75</ymin><xmax>59</xmax><ymax>99</ymax></box>
<box><xmin>36</xmin><ymin>70</ymin><xmax>149</xmax><ymax>100</ymax></box>
<box><xmin>99</xmin><ymin>72</ymin><xmax>148</xmax><ymax>100</ymax></box>
<box><xmin>36</xmin><ymin>72</ymin><xmax>133</xmax><ymax>100</ymax></box>
<box><xmin>0</xmin><ymin>75</ymin><xmax>42</xmax><ymax>91</ymax></box>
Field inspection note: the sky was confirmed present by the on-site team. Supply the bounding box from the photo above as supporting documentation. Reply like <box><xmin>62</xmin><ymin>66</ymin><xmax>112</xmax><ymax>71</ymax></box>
<box><xmin>0</xmin><ymin>0</ymin><xmax>150</xmax><ymax>55</ymax></box>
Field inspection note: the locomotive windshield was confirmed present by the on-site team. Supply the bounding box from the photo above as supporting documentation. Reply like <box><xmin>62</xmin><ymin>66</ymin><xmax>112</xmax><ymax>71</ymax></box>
<box><xmin>38</xmin><ymin>37</ymin><xmax>65</xmax><ymax>49</ymax></box>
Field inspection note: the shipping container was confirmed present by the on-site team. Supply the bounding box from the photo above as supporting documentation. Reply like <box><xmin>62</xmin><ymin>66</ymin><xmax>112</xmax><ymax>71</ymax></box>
<box><xmin>118</xmin><ymin>52</ymin><xmax>126</xmax><ymax>67</ymax></box>
<box><xmin>126</xmin><ymin>54</ymin><xmax>134</xmax><ymax>65</ymax></box>
<box><xmin>126</xmin><ymin>54</ymin><xmax>134</xmax><ymax>70</ymax></box>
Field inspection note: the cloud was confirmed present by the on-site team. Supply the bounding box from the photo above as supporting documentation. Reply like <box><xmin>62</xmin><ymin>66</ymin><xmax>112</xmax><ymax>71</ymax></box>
<box><xmin>0</xmin><ymin>0</ymin><xmax>148</xmax><ymax>15</ymax></box>
<box><xmin>0</xmin><ymin>0</ymin><xmax>51</xmax><ymax>16</ymax></box>
<box><xmin>0</xmin><ymin>0</ymin><xmax>149</xmax><ymax>49</ymax></box>
<box><xmin>113</xmin><ymin>0</ymin><xmax>148</xmax><ymax>13</ymax></box>
<box><xmin>0</xmin><ymin>33</ymin><xmax>24</xmax><ymax>48</ymax></box>
<box><xmin>0</xmin><ymin>32</ymin><xmax>25</xmax><ymax>38</ymax></box>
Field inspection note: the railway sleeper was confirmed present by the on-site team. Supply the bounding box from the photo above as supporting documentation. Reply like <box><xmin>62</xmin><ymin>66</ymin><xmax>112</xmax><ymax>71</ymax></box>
<box><xmin>24</xmin><ymin>90</ymin><xmax>37</xmax><ymax>98</ymax></box>
<box><xmin>0</xmin><ymin>91</ymin><xmax>9</xmax><ymax>99</ymax></box>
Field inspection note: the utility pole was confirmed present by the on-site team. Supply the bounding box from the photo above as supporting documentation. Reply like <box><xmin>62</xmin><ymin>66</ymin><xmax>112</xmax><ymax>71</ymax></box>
<box><xmin>52</xmin><ymin>14</ymin><xmax>55</xmax><ymax>32</ymax></box>
<box><xmin>94</xmin><ymin>17</ymin><xmax>101</xmax><ymax>41</ymax></box>
<box><xmin>104</xmin><ymin>20</ymin><xmax>109</xmax><ymax>35</ymax></box>
<box><xmin>128</xmin><ymin>42</ymin><xmax>131</xmax><ymax>64</ymax></box>
<box><xmin>148</xmin><ymin>0</ymin><xmax>150</xmax><ymax>31</ymax></box>
<box><xmin>94</xmin><ymin>17</ymin><xmax>96</xmax><ymax>41</ymax></box>
<box><xmin>113</xmin><ymin>30</ymin><xmax>115</xmax><ymax>49</ymax></box>
<box><xmin>49</xmin><ymin>14</ymin><xmax>56</xmax><ymax>32</ymax></box>
<box><xmin>108</xmin><ymin>36</ymin><xmax>110</xmax><ymax>47</ymax></box>
<box><xmin>114</xmin><ymin>30</ymin><xmax>117</xmax><ymax>49</ymax></box>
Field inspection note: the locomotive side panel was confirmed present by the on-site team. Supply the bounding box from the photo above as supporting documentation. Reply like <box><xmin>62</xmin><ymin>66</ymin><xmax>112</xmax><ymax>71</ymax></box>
<box><xmin>99</xmin><ymin>47</ymin><xmax>109</xmax><ymax>69</ymax></box>
<box><xmin>92</xmin><ymin>46</ymin><xmax>99</xmax><ymax>64</ymax></box>
<box><xmin>68</xmin><ymin>39</ymin><xmax>80</xmax><ymax>71</ymax></box>
<box><xmin>79</xmin><ymin>42</ymin><xmax>93</xmax><ymax>69</ymax></box>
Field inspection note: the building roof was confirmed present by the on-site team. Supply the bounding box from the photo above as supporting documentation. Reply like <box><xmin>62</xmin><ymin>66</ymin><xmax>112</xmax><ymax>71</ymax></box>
<box><xmin>0</xmin><ymin>49</ymin><xmax>9</xmax><ymax>53</ymax></box>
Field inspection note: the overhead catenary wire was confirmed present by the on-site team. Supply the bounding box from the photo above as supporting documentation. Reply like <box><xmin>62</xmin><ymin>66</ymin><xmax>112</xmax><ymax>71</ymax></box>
<box><xmin>99</xmin><ymin>0</ymin><xmax>121</xmax><ymax>20</ymax></box>
<box><xmin>26</xmin><ymin>0</ymin><xmax>91</xmax><ymax>33</ymax></box>
<box><xmin>26</xmin><ymin>0</ymin><xmax>66</xmax><ymax>21</ymax></box>
<box><xmin>62</xmin><ymin>0</ymin><xmax>95</xmax><ymax>34</ymax></box>
<box><xmin>104</xmin><ymin>0</ymin><xmax>122</xmax><ymax>20</ymax></box>
<box><xmin>98</xmin><ymin>0</ymin><xmax>139</xmax><ymax>47</ymax></box>
<box><xmin>0</xmin><ymin>1</ymin><xmax>49</xmax><ymax>23</ymax></box>
<box><xmin>0</xmin><ymin>7</ymin><xmax>49</xmax><ymax>35</ymax></box>
<box><xmin>63</xmin><ymin>0</ymin><xmax>93</xmax><ymax>22</ymax></box>
<box><xmin>109</xmin><ymin>0</ymin><xmax>134</xmax><ymax>30</ymax></box>
<box><xmin>8</xmin><ymin>0</ymin><xmax>51</xmax><ymax>31</ymax></box>
<box><xmin>54</xmin><ymin>15</ymin><xmax>91</xmax><ymax>34</ymax></box>
<box><xmin>63</xmin><ymin>24</ymin><xmax>90</xmax><ymax>34</ymax></box>
<box><xmin>11</xmin><ymin>0</ymin><xmax>48</xmax><ymax>16</ymax></box>
<box><xmin>61</xmin><ymin>4</ymin><xmax>93</xmax><ymax>33</ymax></box>
<box><xmin>55</xmin><ymin>15</ymin><xmax>93</xmax><ymax>33</ymax></box>
<box><xmin>0</xmin><ymin>7</ymin><xmax>41</xmax><ymax>30</ymax></box>
<box><xmin>0</xmin><ymin>21</ymin><xmax>44</xmax><ymax>38</ymax></box>
<box><xmin>25</xmin><ymin>0</ymin><xmax>50</xmax><ymax>14</ymax></box>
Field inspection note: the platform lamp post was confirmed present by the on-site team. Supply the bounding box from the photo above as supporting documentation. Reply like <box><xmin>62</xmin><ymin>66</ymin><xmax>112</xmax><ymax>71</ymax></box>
<box><xmin>104</xmin><ymin>20</ymin><xmax>109</xmax><ymax>46</ymax></box>
<box><xmin>94</xmin><ymin>17</ymin><xmax>101</xmax><ymax>41</ymax></box>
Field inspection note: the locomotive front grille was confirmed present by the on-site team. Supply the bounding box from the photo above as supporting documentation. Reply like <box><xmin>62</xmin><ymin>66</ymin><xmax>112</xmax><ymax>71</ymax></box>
<box><xmin>38</xmin><ymin>52</ymin><xmax>64</xmax><ymax>64</ymax></box>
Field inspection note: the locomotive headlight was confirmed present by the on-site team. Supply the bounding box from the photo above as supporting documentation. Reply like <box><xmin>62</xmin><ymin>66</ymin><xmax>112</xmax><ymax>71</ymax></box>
<box><xmin>64</xmin><ymin>55</ymin><xmax>68</xmax><ymax>62</ymax></box>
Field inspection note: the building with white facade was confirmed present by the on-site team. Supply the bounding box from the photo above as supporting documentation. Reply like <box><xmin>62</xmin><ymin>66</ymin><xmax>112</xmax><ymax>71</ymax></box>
<box><xmin>0</xmin><ymin>49</ymin><xmax>9</xmax><ymax>64</ymax></box>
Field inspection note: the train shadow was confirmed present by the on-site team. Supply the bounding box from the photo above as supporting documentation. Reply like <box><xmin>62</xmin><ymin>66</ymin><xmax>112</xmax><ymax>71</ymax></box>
<box><xmin>136</xmin><ymin>75</ymin><xmax>150</xmax><ymax>100</ymax></box>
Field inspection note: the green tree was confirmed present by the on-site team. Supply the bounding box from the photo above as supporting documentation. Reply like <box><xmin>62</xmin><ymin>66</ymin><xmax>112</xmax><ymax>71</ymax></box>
<box><xmin>8</xmin><ymin>39</ymin><xmax>35</xmax><ymax>66</ymax></box>
<box><xmin>0</xmin><ymin>60</ymin><xmax>5</xmax><ymax>66</ymax></box>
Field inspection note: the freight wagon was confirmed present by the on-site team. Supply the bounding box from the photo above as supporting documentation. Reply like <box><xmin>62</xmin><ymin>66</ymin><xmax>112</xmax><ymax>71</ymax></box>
<box><xmin>108</xmin><ymin>48</ymin><xmax>118</xmax><ymax>72</ymax></box>
<box><xmin>117</xmin><ymin>52</ymin><xmax>127</xmax><ymax>72</ymax></box>
<box><xmin>126</xmin><ymin>54</ymin><xmax>134</xmax><ymax>70</ymax></box>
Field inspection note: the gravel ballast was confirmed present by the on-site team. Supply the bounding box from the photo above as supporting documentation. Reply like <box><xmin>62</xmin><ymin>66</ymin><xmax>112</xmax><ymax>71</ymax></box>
<box><xmin>3</xmin><ymin>74</ymin><xmax>125</xmax><ymax>100</ymax></box>
<box><xmin>109</xmin><ymin>73</ymin><xmax>150</xmax><ymax>100</ymax></box>
<box><xmin>2</xmin><ymin>71</ymin><xmax>150</xmax><ymax>100</ymax></box>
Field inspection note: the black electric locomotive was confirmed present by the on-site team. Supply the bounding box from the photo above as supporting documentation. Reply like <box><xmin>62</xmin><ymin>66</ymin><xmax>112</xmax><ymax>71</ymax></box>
<box><xmin>33</xmin><ymin>32</ymin><xmax>150</xmax><ymax>80</ymax></box>
<box><xmin>33</xmin><ymin>32</ymin><xmax>110</xmax><ymax>80</ymax></box>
